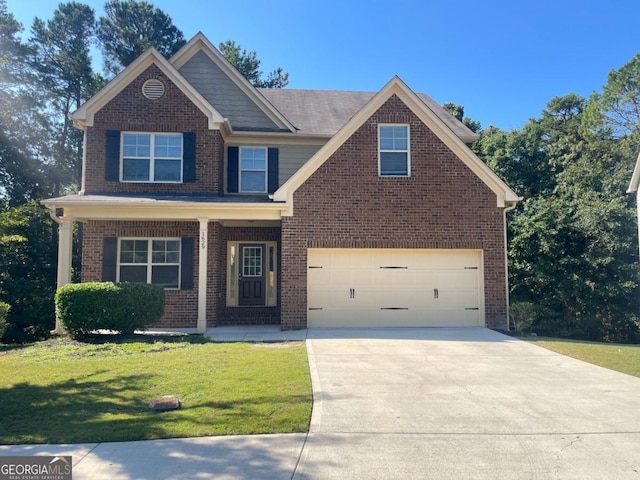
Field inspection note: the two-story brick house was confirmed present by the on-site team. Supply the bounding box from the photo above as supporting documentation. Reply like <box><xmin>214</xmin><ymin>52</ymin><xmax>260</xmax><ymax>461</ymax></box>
<box><xmin>43</xmin><ymin>32</ymin><xmax>520</xmax><ymax>333</ymax></box>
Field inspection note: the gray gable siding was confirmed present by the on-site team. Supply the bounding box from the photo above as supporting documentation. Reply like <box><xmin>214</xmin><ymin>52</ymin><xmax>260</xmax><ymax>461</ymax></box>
<box><xmin>179</xmin><ymin>51</ymin><xmax>280</xmax><ymax>131</ymax></box>
<box><xmin>279</xmin><ymin>144</ymin><xmax>323</xmax><ymax>185</ymax></box>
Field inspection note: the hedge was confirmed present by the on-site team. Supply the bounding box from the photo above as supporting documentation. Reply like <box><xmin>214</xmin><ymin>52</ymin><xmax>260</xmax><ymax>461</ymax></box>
<box><xmin>55</xmin><ymin>282</ymin><xmax>165</xmax><ymax>338</ymax></box>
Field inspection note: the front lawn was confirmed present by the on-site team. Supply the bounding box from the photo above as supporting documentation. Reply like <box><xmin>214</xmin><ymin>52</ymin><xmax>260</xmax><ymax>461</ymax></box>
<box><xmin>527</xmin><ymin>337</ymin><xmax>640</xmax><ymax>378</ymax></box>
<box><xmin>0</xmin><ymin>336</ymin><xmax>312</xmax><ymax>444</ymax></box>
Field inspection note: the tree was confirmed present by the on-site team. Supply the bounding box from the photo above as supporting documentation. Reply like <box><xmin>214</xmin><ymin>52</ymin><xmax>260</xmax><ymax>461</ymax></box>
<box><xmin>97</xmin><ymin>0</ymin><xmax>185</xmax><ymax>76</ymax></box>
<box><xmin>219</xmin><ymin>40</ymin><xmax>289</xmax><ymax>88</ymax></box>
<box><xmin>479</xmin><ymin>93</ymin><xmax>640</xmax><ymax>342</ymax></box>
<box><xmin>0</xmin><ymin>0</ymin><xmax>52</xmax><ymax>207</ymax></box>
<box><xmin>29</xmin><ymin>1</ymin><xmax>102</xmax><ymax>194</ymax></box>
<box><xmin>587</xmin><ymin>53</ymin><xmax>640</xmax><ymax>140</ymax></box>
<box><xmin>0</xmin><ymin>0</ymin><xmax>29</xmax><ymax>86</ymax></box>
<box><xmin>0</xmin><ymin>202</ymin><xmax>56</xmax><ymax>342</ymax></box>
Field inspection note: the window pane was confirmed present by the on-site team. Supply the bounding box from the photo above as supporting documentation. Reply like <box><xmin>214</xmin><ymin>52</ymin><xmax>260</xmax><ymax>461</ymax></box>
<box><xmin>123</xmin><ymin>158</ymin><xmax>150</xmax><ymax>181</ymax></box>
<box><xmin>152</xmin><ymin>265</ymin><xmax>179</xmax><ymax>288</ymax></box>
<box><xmin>122</xmin><ymin>134</ymin><xmax>150</xmax><ymax>157</ymax></box>
<box><xmin>120</xmin><ymin>265</ymin><xmax>148</xmax><ymax>283</ymax></box>
<box><xmin>120</xmin><ymin>239</ymin><xmax>148</xmax><ymax>263</ymax></box>
<box><xmin>380</xmin><ymin>126</ymin><xmax>407</xmax><ymax>150</ymax></box>
<box><xmin>241</xmin><ymin>171</ymin><xmax>266</xmax><ymax>192</ymax></box>
<box><xmin>241</xmin><ymin>148</ymin><xmax>266</xmax><ymax>170</ymax></box>
<box><xmin>154</xmin><ymin>134</ymin><xmax>182</xmax><ymax>159</ymax></box>
<box><xmin>154</xmin><ymin>159</ymin><xmax>181</xmax><ymax>181</ymax></box>
<box><xmin>380</xmin><ymin>152</ymin><xmax>408</xmax><ymax>176</ymax></box>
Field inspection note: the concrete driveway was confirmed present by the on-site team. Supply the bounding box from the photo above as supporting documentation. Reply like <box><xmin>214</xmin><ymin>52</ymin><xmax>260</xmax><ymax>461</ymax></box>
<box><xmin>296</xmin><ymin>327</ymin><xmax>640</xmax><ymax>479</ymax></box>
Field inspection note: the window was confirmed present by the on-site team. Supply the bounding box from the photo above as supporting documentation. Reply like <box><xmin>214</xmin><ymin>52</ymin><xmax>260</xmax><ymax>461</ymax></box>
<box><xmin>239</xmin><ymin>147</ymin><xmax>267</xmax><ymax>192</ymax></box>
<box><xmin>379</xmin><ymin>125</ymin><xmax>410</xmax><ymax>177</ymax></box>
<box><xmin>118</xmin><ymin>238</ymin><xmax>181</xmax><ymax>289</ymax></box>
<box><xmin>121</xmin><ymin>133</ymin><xmax>183</xmax><ymax>182</ymax></box>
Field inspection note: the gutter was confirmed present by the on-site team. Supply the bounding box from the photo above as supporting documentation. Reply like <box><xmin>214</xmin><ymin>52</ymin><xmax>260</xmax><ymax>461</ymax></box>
<box><xmin>503</xmin><ymin>201</ymin><xmax>519</xmax><ymax>331</ymax></box>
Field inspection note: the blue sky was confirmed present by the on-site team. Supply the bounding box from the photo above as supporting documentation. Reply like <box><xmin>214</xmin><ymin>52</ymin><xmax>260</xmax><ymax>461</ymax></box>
<box><xmin>6</xmin><ymin>0</ymin><xmax>640</xmax><ymax>130</ymax></box>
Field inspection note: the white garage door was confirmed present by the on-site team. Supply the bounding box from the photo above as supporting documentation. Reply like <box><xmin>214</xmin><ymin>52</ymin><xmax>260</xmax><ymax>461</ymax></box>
<box><xmin>307</xmin><ymin>249</ymin><xmax>483</xmax><ymax>328</ymax></box>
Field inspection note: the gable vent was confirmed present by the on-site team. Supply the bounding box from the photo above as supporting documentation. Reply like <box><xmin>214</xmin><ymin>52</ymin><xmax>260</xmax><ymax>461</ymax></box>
<box><xmin>142</xmin><ymin>79</ymin><xmax>165</xmax><ymax>100</ymax></box>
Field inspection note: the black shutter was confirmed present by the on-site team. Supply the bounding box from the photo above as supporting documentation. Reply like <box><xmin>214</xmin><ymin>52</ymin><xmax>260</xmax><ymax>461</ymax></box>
<box><xmin>181</xmin><ymin>237</ymin><xmax>194</xmax><ymax>290</ymax></box>
<box><xmin>105</xmin><ymin>130</ymin><xmax>120</xmax><ymax>181</ymax></box>
<box><xmin>268</xmin><ymin>148</ymin><xmax>279</xmax><ymax>194</ymax></box>
<box><xmin>102</xmin><ymin>237</ymin><xmax>118</xmax><ymax>282</ymax></box>
<box><xmin>227</xmin><ymin>146</ymin><xmax>239</xmax><ymax>193</ymax></box>
<box><xmin>183</xmin><ymin>132</ymin><xmax>196</xmax><ymax>183</ymax></box>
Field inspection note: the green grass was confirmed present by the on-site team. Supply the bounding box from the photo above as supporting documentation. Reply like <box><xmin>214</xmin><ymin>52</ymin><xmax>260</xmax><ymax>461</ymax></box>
<box><xmin>0</xmin><ymin>336</ymin><xmax>312</xmax><ymax>445</ymax></box>
<box><xmin>527</xmin><ymin>337</ymin><xmax>640</xmax><ymax>378</ymax></box>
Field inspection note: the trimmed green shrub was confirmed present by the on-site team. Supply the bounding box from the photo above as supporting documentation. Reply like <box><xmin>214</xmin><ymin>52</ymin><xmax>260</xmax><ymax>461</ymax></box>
<box><xmin>0</xmin><ymin>301</ymin><xmax>9</xmax><ymax>341</ymax></box>
<box><xmin>55</xmin><ymin>282</ymin><xmax>165</xmax><ymax>338</ymax></box>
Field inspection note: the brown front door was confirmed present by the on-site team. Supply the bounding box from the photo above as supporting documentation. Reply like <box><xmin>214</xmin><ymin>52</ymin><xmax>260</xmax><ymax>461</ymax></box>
<box><xmin>239</xmin><ymin>244</ymin><xmax>266</xmax><ymax>306</ymax></box>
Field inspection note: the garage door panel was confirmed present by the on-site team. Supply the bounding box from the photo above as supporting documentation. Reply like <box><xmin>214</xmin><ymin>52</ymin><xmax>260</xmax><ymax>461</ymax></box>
<box><xmin>307</xmin><ymin>249</ymin><xmax>483</xmax><ymax>328</ymax></box>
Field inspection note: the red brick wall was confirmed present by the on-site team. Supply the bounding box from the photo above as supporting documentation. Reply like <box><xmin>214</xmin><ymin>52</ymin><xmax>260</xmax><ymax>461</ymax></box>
<box><xmin>82</xmin><ymin>221</ymin><xmax>282</xmax><ymax>329</ymax></box>
<box><xmin>82</xmin><ymin>220</ymin><xmax>199</xmax><ymax>329</ymax></box>
<box><xmin>280</xmin><ymin>95</ymin><xmax>508</xmax><ymax>330</ymax></box>
<box><xmin>84</xmin><ymin>64</ymin><xmax>223</xmax><ymax>195</ymax></box>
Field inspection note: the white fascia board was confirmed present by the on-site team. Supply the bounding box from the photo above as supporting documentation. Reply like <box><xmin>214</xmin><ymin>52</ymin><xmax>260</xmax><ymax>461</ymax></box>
<box><xmin>71</xmin><ymin>47</ymin><xmax>225</xmax><ymax>130</ymax></box>
<box><xmin>170</xmin><ymin>33</ymin><xmax>297</xmax><ymax>133</ymax></box>
<box><xmin>627</xmin><ymin>151</ymin><xmax>640</xmax><ymax>193</ymax></box>
<box><xmin>273</xmin><ymin>76</ymin><xmax>521</xmax><ymax>208</ymax></box>
<box><xmin>44</xmin><ymin>201</ymin><xmax>287</xmax><ymax>222</ymax></box>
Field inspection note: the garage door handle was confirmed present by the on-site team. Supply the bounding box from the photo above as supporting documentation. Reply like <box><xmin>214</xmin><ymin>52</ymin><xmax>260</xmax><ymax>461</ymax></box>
<box><xmin>350</xmin><ymin>288</ymin><xmax>355</xmax><ymax>299</ymax></box>
<box><xmin>434</xmin><ymin>288</ymin><xmax>438</xmax><ymax>299</ymax></box>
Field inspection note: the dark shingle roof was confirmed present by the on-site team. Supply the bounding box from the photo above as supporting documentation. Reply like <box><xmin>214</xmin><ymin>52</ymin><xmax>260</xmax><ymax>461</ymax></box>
<box><xmin>258</xmin><ymin>88</ymin><xmax>478</xmax><ymax>142</ymax></box>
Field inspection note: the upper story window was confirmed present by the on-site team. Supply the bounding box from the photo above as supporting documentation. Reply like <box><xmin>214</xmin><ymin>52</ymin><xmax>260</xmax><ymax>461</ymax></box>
<box><xmin>121</xmin><ymin>132</ymin><xmax>183</xmax><ymax>183</ymax></box>
<box><xmin>240</xmin><ymin>147</ymin><xmax>267</xmax><ymax>193</ymax></box>
<box><xmin>378</xmin><ymin>125</ymin><xmax>410</xmax><ymax>177</ymax></box>
<box><xmin>118</xmin><ymin>238</ymin><xmax>181</xmax><ymax>289</ymax></box>
<box><xmin>227</xmin><ymin>146</ymin><xmax>279</xmax><ymax>194</ymax></box>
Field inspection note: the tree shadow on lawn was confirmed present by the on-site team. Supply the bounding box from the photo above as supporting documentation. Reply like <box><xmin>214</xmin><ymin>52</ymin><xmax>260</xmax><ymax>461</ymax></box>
<box><xmin>0</xmin><ymin>372</ymin><xmax>181</xmax><ymax>445</ymax></box>
<box><xmin>0</xmin><ymin>374</ymin><xmax>312</xmax><ymax>445</ymax></box>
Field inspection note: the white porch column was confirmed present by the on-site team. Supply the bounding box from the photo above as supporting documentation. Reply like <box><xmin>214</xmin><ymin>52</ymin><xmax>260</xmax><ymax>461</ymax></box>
<box><xmin>53</xmin><ymin>216</ymin><xmax>74</xmax><ymax>334</ymax></box>
<box><xmin>197</xmin><ymin>218</ymin><xmax>209</xmax><ymax>333</ymax></box>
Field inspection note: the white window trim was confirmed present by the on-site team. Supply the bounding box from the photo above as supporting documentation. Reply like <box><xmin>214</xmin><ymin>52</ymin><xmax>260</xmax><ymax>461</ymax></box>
<box><xmin>120</xmin><ymin>132</ymin><xmax>183</xmax><ymax>183</ymax></box>
<box><xmin>378</xmin><ymin>124</ymin><xmax>410</xmax><ymax>177</ymax></box>
<box><xmin>117</xmin><ymin>237</ymin><xmax>181</xmax><ymax>290</ymax></box>
<box><xmin>239</xmin><ymin>146</ymin><xmax>268</xmax><ymax>193</ymax></box>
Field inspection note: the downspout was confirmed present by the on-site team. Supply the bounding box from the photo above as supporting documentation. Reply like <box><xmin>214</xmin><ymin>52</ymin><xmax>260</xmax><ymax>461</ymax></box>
<box><xmin>503</xmin><ymin>201</ymin><xmax>518</xmax><ymax>331</ymax></box>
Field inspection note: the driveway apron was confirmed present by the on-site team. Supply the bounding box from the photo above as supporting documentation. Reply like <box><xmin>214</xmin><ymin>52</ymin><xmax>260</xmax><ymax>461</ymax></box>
<box><xmin>295</xmin><ymin>327</ymin><xmax>640</xmax><ymax>479</ymax></box>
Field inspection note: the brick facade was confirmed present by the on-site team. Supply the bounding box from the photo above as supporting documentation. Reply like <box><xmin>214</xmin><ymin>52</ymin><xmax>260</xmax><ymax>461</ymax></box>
<box><xmin>82</xmin><ymin>220</ymin><xmax>200</xmax><ymax>329</ymax></box>
<box><xmin>84</xmin><ymin>64</ymin><xmax>224</xmax><ymax>195</ymax></box>
<box><xmin>82</xmin><ymin>220</ymin><xmax>281</xmax><ymax>328</ymax></box>
<box><xmin>280</xmin><ymin>95</ymin><xmax>508</xmax><ymax>330</ymax></box>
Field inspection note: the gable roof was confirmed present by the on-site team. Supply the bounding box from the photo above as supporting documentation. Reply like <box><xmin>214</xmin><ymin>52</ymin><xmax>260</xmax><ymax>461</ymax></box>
<box><xmin>71</xmin><ymin>47</ymin><xmax>225</xmax><ymax>129</ymax></box>
<box><xmin>628</xmin><ymin>151</ymin><xmax>640</xmax><ymax>193</ymax></box>
<box><xmin>273</xmin><ymin>76</ymin><xmax>521</xmax><ymax>209</ymax></box>
<box><xmin>170</xmin><ymin>32</ymin><xmax>296</xmax><ymax>133</ymax></box>
<box><xmin>258</xmin><ymin>88</ymin><xmax>479</xmax><ymax>141</ymax></box>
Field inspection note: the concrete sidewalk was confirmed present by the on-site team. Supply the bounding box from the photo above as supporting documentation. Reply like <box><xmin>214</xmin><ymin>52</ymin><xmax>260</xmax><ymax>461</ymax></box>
<box><xmin>1</xmin><ymin>434</ymin><xmax>306</xmax><ymax>480</ymax></box>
